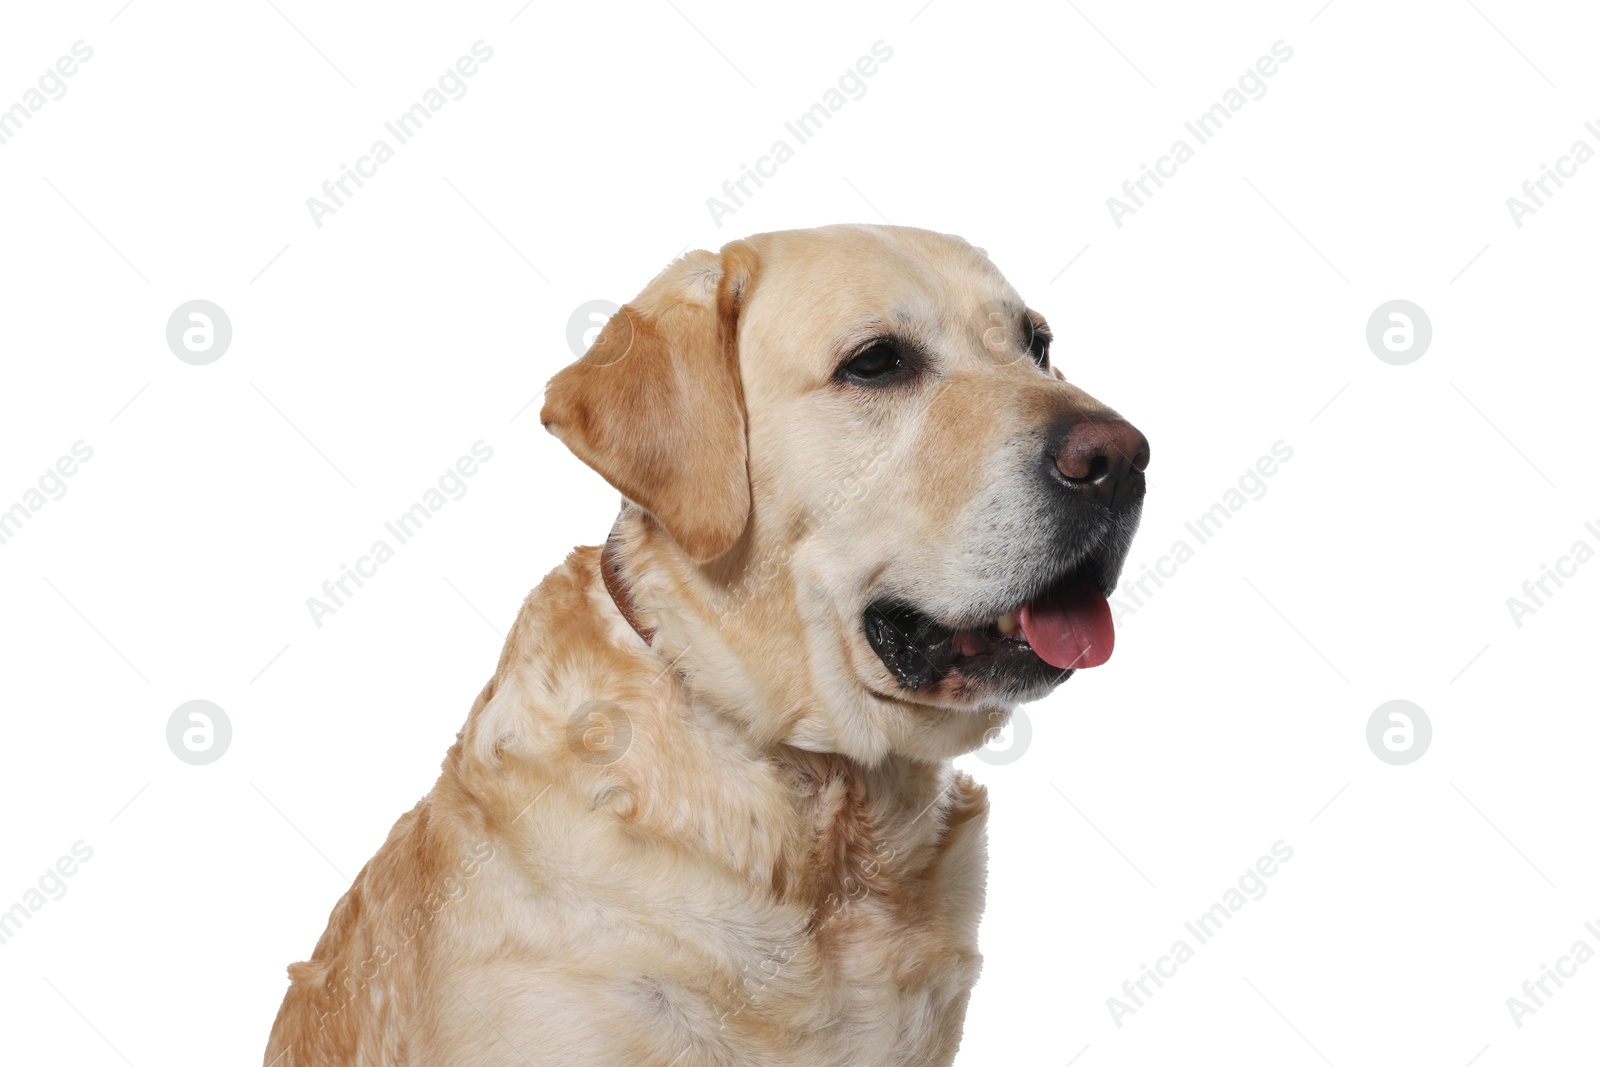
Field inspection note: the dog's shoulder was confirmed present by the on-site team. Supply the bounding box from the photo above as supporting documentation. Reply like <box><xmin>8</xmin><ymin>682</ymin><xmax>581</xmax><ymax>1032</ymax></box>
<box><xmin>269</xmin><ymin>547</ymin><xmax>992</xmax><ymax>1064</ymax></box>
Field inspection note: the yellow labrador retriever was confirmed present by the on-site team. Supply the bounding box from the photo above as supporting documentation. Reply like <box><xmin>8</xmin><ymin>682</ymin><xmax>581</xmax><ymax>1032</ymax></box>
<box><xmin>265</xmin><ymin>224</ymin><xmax>1148</xmax><ymax>1066</ymax></box>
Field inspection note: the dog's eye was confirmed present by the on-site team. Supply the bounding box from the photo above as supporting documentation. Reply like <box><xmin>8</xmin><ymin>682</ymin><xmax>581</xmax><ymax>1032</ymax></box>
<box><xmin>1026</xmin><ymin>327</ymin><xmax>1051</xmax><ymax>368</ymax></box>
<box><xmin>840</xmin><ymin>340</ymin><xmax>906</xmax><ymax>383</ymax></box>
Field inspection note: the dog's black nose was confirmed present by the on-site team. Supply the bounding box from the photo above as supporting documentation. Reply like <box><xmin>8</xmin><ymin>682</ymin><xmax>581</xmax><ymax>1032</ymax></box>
<box><xmin>1052</xmin><ymin>418</ymin><xmax>1149</xmax><ymax>511</ymax></box>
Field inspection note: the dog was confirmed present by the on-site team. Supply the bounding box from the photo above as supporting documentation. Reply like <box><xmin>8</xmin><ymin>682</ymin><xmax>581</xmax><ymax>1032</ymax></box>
<box><xmin>264</xmin><ymin>224</ymin><xmax>1148</xmax><ymax>1066</ymax></box>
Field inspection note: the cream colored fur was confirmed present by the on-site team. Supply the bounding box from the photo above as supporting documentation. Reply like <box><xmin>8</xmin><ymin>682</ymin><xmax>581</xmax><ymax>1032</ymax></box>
<box><xmin>265</xmin><ymin>224</ymin><xmax>1130</xmax><ymax>1066</ymax></box>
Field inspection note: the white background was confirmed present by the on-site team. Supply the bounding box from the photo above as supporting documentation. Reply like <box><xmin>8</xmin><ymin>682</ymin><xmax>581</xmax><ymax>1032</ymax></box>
<box><xmin>1</xmin><ymin>1</ymin><xmax>1596</xmax><ymax>1064</ymax></box>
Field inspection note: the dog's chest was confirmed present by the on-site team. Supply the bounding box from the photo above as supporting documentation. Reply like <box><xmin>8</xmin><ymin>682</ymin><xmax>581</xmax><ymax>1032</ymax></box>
<box><xmin>442</xmin><ymin>784</ymin><xmax>985</xmax><ymax>1066</ymax></box>
<box><xmin>434</xmin><ymin>725</ymin><xmax>989</xmax><ymax>1065</ymax></box>
<box><xmin>663</xmin><ymin>764</ymin><xmax>988</xmax><ymax>1065</ymax></box>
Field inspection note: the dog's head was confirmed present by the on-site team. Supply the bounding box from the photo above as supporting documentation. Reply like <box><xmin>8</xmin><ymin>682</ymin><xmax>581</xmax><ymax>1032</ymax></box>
<box><xmin>542</xmin><ymin>225</ymin><xmax>1147</xmax><ymax>763</ymax></box>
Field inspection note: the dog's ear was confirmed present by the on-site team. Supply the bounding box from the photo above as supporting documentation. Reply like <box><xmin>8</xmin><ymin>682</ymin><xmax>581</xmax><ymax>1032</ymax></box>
<box><xmin>541</xmin><ymin>243</ymin><xmax>757</xmax><ymax>563</ymax></box>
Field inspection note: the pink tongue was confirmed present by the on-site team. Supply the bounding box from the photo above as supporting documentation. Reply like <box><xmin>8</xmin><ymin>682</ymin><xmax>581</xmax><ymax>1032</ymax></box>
<box><xmin>1018</xmin><ymin>584</ymin><xmax>1114</xmax><ymax>670</ymax></box>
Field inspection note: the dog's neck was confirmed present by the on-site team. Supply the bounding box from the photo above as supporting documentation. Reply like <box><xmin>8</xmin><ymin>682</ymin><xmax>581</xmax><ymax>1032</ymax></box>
<box><xmin>602</xmin><ymin>505</ymin><xmax>1001</xmax><ymax>764</ymax></box>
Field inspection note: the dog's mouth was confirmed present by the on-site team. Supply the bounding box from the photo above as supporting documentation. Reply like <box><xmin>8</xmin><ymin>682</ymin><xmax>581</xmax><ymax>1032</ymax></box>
<box><xmin>862</xmin><ymin>555</ymin><xmax>1118</xmax><ymax>694</ymax></box>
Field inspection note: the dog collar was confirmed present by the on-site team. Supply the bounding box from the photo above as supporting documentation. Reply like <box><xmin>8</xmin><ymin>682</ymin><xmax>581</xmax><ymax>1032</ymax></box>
<box><xmin>600</xmin><ymin>538</ymin><xmax>655</xmax><ymax>644</ymax></box>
